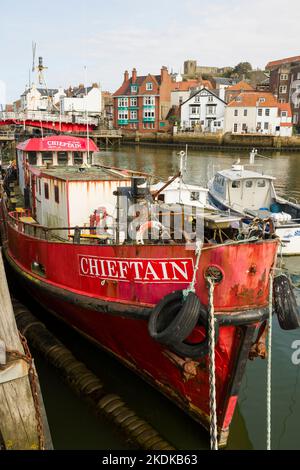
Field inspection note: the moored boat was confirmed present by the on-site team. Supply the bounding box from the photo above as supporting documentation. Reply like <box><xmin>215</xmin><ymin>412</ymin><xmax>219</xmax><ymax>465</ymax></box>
<box><xmin>208</xmin><ymin>149</ymin><xmax>300</xmax><ymax>256</ymax></box>
<box><xmin>0</xmin><ymin>136</ymin><xmax>292</xmax><ymax>447</ymax></box>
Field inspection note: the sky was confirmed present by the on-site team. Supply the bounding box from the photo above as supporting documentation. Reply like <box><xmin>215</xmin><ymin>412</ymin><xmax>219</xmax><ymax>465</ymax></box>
<box><xmin>0</xmin><ymin>0</ymin><xmax>300</xmax><ymax>103</ymax></box>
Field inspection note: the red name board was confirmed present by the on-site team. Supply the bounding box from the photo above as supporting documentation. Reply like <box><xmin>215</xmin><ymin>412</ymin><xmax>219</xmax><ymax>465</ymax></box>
<box><xmin>79</xmin><ymin>255</ymin><xmax>194</xmax><ymax>283</ymax></box>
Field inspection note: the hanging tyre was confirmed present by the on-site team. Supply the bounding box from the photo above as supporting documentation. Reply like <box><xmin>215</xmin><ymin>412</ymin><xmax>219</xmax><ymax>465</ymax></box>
<box><xmin>148</xmin><ymin>291</ymin><xmax>201</xmax><ymax>346</ymax></box>
<box><xmin>169</xmin><ymin>310</ymin><xmax>219</xmax><ymax>359</ymax></box>
<box><xmin>273</xmin><ymin>274</ymin><xmax>300</xmax><ymax>330</ymax></box>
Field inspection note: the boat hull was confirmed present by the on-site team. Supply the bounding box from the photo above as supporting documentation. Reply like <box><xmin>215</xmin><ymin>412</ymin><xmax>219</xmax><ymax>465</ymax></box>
<box><xmin>1</xmin><ymin>209</ymin><xmax>279</xmax><ymax>446</ymax></box>
<box><xmin>4</xmin><ymin>246</ymin><xmax>257</xmax><ymax>447</ymax></box>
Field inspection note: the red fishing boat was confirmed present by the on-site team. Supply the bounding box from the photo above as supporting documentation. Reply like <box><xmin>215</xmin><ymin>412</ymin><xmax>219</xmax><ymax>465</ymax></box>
<box><xmin>0</xmin><ymin>135</ymin><xmax>284</xmax><ymax>447</ymax></box>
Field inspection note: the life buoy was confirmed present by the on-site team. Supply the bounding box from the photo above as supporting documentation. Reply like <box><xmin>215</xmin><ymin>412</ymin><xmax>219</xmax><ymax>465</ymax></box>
<box><xmin>136</xmin><ymin>220</ymin><xmax>168</xmax><ymax>245</ymax></box>
<box><xmin>273</xmin><ymin>274</ymin><xmax>300</xmax><ymax>330</ymax></box>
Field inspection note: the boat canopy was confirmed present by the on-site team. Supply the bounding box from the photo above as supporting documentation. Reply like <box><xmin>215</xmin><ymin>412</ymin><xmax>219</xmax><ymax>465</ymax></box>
<box><xmin>16</xmin><ymin>135</ymin><xmax>99</xmax><ymax>153</ymax></box>
<box><xmin>216</xmin><ymin>168</ymin><xmax>275</xmax><ymax>181</ymax></box>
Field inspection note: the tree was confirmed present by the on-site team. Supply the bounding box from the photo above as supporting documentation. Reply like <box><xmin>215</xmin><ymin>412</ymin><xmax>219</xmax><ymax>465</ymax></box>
<box><xmin>232</xmin><ymin>62</ymin><xmax>253</xmax><ymax>79</ymax></box>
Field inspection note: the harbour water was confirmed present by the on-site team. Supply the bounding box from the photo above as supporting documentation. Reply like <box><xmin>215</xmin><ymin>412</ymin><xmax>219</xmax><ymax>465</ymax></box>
<box><xmin>15</xmin><ymin>146</ymin><xmax>300</xmax><ymax>450</ymax></box>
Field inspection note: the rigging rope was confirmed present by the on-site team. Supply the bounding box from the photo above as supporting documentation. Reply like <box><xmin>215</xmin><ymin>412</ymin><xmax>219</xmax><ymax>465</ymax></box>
<box><xmin>267</xmin><ymin>272</ymin><xmax>273</xmax><ymax>450</ymax></box>
<box><xmin>207</xmin><ymin>277</ymin><xmax>218</xmax><ymax>450</ymax></box>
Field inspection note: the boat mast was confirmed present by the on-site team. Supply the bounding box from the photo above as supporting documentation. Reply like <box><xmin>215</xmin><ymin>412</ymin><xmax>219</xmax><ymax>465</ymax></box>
<box><xmin>84</xmin><ymin>65</ymin><xmax>90</xmax><ymax>164</ymax></box>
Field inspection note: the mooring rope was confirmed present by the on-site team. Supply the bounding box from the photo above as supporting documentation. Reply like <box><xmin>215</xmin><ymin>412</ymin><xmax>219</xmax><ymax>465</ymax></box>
<box><xmin>267</xmin><ymin>272</ymin><xmax>273</xmax><ymax>450</ymax></box>
<box><xmin>183</xmin><ymin>240</ymin><xmax>202</xmax><ymax>297</ymax></box>
<box><xmin>207</xmin><ymin>277</ymin><xmax>218</xmax><ymax>450</ymax></box>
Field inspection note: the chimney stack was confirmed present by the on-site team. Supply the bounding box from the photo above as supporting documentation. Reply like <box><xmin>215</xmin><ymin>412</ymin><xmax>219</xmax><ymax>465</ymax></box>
<box><xmin>132</xmin><ymin>68</ymin><xmax>137</xmax><ymax>83</ymax></box>
<box><xmin>124</xmin><ymin>70</ymin><xmax>129</xmax><ymax>83</ymax></box>
<box><xmin>161</xmin><ymin>66</ymin><xmax>168</xmax><ymax>82</ymax></box>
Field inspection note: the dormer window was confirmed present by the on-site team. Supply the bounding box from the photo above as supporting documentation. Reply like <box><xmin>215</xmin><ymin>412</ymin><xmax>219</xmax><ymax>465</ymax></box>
<box><xmin>146</xmin><ymin>82</ymin><xmax>153</xmax><ymax>91</ymax></box>
<box><xmin>258</xmin><ymin>97</ymin><xmax>265</xmax><ymax>103</ymax></box>
<box><xmin>281</xmin><ymin>111</ymin><xmax>288</xmax><ymax>117</ymax></box>
<box><xmin>236</xmin><ymin>96</ymin><xmax>242</xmax><ymax>102</ymax></box>
<box><xmin>131</xmin><ymin>85</ymin><xmax>138</xmax><ymax>93</ymax></box>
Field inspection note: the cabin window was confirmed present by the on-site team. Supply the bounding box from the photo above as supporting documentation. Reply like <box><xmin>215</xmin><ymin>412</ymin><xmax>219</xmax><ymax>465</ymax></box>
<box><xmin>38</xmin><ymin>179</ymin><xmax>41</xmax><ymax>195</ymax></box>
<box><xmin>257</xmin><ymin>179</ymin><xmax>266</xmax><ymax>188</ymax></box>
<box><xmin>245</xmin><ymin>180</ymin><xmax>253</xmax><ymax>188</ymax></box>
<box><xmin>190</xmin><ymin>191</ymin><xmax>200</xmax><ymax>201</ymax></box>
<box><xmin>232</xmin><ymin>181</ymin><xmax>240</xmax><ymax>188</ymax></box>
<box><xmin>42</xmin><ymin>152</ymin><xmax>53</xmax><ymax>164</ymax></box>
<box><xmin>44</xmin><ymin>183</ymin><xmax>49</xmax><ymax>200</ymax></box>
<box><xmin>28</xmin><ymin>152</ymin><xmax>37</xmax><ymax>165</ymax></box>
<box><xmin>74</xmin><ymin>152</ymin><xmax>83</xmax><ymax>165</ymax></box>
<box><xmin>54</xmin><ymin>186</ymin><xmax>59</xmax><ymax>204</ymax></box>
<box><xmin>58</xmin><ymin>152</ymin><xmax>68</xmax><ymax>165</ymax></box>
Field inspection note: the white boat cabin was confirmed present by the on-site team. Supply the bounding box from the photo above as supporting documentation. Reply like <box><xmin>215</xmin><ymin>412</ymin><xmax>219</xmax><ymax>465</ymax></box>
<box><xmin>210</xmin><ymin>164</ymin><xmax>278</xmax><ymax>214</ymax></box>
<box><xmin>151</xmin><ymin>177</ymin><xmax>210</xmax><ymax>209</ymax></box>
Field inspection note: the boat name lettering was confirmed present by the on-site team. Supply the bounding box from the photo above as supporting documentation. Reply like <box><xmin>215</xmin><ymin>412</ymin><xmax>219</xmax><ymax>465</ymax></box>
<box><xmin>46</xmin><ymin>140</ymin><xmax>83</xmax><ymax>150</ymax></box>
<box><xmin>79</xmin><ymin>256</ymin><xmax>194</xmax><ymax>283</ymax></box>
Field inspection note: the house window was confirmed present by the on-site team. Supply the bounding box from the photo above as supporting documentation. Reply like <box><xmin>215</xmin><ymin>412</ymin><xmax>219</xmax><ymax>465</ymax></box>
<box><xmin>207</xmin><ymin>106</ymin><xmax>215</xmax><ymax>115</ymax></box>
<box><xmin>118</xmin><ymin>111</ymin><xmax>128</xmax><ymax>120</ymax></box>
<box><xmin>265</xmin><ymin>108</ymin><xmax>270</xmax><ymax>116</ymax></box>
<box><xmin>191</xmin><ymin>107</ymin><xmax>198</xmax><ymax>114</ymax></box>
<box><xmin>54</xmin><ymin>185</ymin><xmax>59</xmax><ymax>204</ymax></box>
<box><xmin>234</xmin><ymin>123</ymin><xmax>238</xmax><ymax>132</ymax></box>
<box><xmin>143</xmin><ymin>96</ymin><xmax>155</xmax><ymax>106</ymax></box>
<box><xmin>143</xmin><ymin>110</ymin><xmax>155</xmax><ymax>118</ymax></box>
<box><xmin>131</xmin><ymin>85</ymin><xmax>137</xmax><ymax>93</ymax></box>
<box><xmin>130</xmin><ymin>97</ymin><xmax>137</xmax><ymax>106</ymax></box>
<box><xmin>208</xmin><ymin>95</ymin><xmax>213</xmax><ymax>102</ymax></box>
<box><xmin>297</xmin><ymin>73</ymin><xmax>300</xmax><ymax>80</ymax></box>
<box><xmin>279</xmin><ymin>85</ymin><xmax>287</xmax><ymax>94</ymax></box>
<box><xmin>293</xmin><ymin>114</ymin><xmax>299</xmax><ymax>124</ymax></box>
<box><xmin>242</xmin><ymin>123</ymin><xmax>247</xmax><ymax>131</ymax></box>
<box><xmin>44</xmin><ymin>183</ymin><xmax>49</xmax><ymax>200</ymax></box>
<box><xmin>244</xmin><ymin>109</ymin><xmax>247</xmax><ymax>116</ymax></box>
<box><xmin>259</xmin><ymin>97</ymin><xmax>266</xmax><ymax>103</ymax></box>
<box><xmin>264</xmin><ymin>122</ymin><xmax>269</xmax><ymax>130</ymax></box>
<box><xmin>258</xmin><ymin>109</ymin><xmax>263</xmax><ymax>116</ymax></box>
<box><xmin>280</xmin><ymin>74</ymin><xmax>288</xmax><ymax>80</ymax></box>
<box><xmin>257</xmin><ymin>122</ymin><xmax>262</xmax><ymax>129</ymax></box>
<box><xmin>234</xmin><ymin>109</ymin><xmax>238</xmax><ymax>116</ymax></box>
<box><xmin>130</xmin><ymin>110</ymin><xmax>137</xmax><ymax>120</ymax></box>
<box><xmin>146</xmin><ymin>82</ymin><xmax>153</xmax><ymax>91</ymax></box>
<box><xmin>279</xmin><ymin>99</ymin><xmax>286</xmax><ymax>103</ymax></box>
<box><xmin>118</xmin><ymin>97</ymin><xmax>128</xmax><ymax>107</ymax></box>
<box><xmin>194</xmin><ymin>96</ymin><xmax>200</xmax><ymax>103</ymax></box>
<box><xmin>281</xmin><ymin>111</ymin><xmax>288</xmax><ymax>117</ymax></box>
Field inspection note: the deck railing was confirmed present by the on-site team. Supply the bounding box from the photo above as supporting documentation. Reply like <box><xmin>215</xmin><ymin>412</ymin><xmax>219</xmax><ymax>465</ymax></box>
<box><xmin>7</xmin><ymin>210</ymin><xmax>114</xmax><ymax>244</ymax></box>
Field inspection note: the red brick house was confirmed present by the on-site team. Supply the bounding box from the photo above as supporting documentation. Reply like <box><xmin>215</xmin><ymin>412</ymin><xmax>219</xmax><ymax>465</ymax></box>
<box><xmin>113</xmin><ymin>67</ymin><xmax>174</xmax><ymax>132</ymax></box>
<box><xmin>267</xmin><ymin>55</ymin><xmax>300</xmax><ymax>129</ymax></box>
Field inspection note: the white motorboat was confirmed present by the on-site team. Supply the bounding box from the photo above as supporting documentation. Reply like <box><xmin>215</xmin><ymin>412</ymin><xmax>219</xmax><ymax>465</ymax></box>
<box><xmin>208</xmin><ymin>150</ymin><xmax>300</xmax><ymax>255</ymax></box>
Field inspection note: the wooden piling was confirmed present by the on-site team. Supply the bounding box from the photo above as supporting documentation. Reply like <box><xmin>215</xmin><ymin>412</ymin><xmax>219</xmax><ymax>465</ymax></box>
<box><xmin>0</xmin><ymin>249</ymin><xmax>52</xmax><ymax>450</ymax></box>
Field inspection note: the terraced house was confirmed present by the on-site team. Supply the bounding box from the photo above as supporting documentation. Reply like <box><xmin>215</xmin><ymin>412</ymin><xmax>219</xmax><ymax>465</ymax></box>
<box><xmin>113</xmin><ymin>67</ymin><xmax>174</xmax><ymax>132</ymax></box>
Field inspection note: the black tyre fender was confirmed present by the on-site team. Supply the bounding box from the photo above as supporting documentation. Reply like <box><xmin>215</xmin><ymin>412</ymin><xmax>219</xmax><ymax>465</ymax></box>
<box><xmin>169</xmin><ymin>308</ymin><xmax>219</xmax><ymax>360</ymax></box>
<box><xmin>148</xmin><ymin>291</ymin><xmax>201</xmax><ymax>346</ymax></box>
<box><xmin>273</xmin><ymin>274</ymin><xmax>300</xmax><ymax>330</ymax></box>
